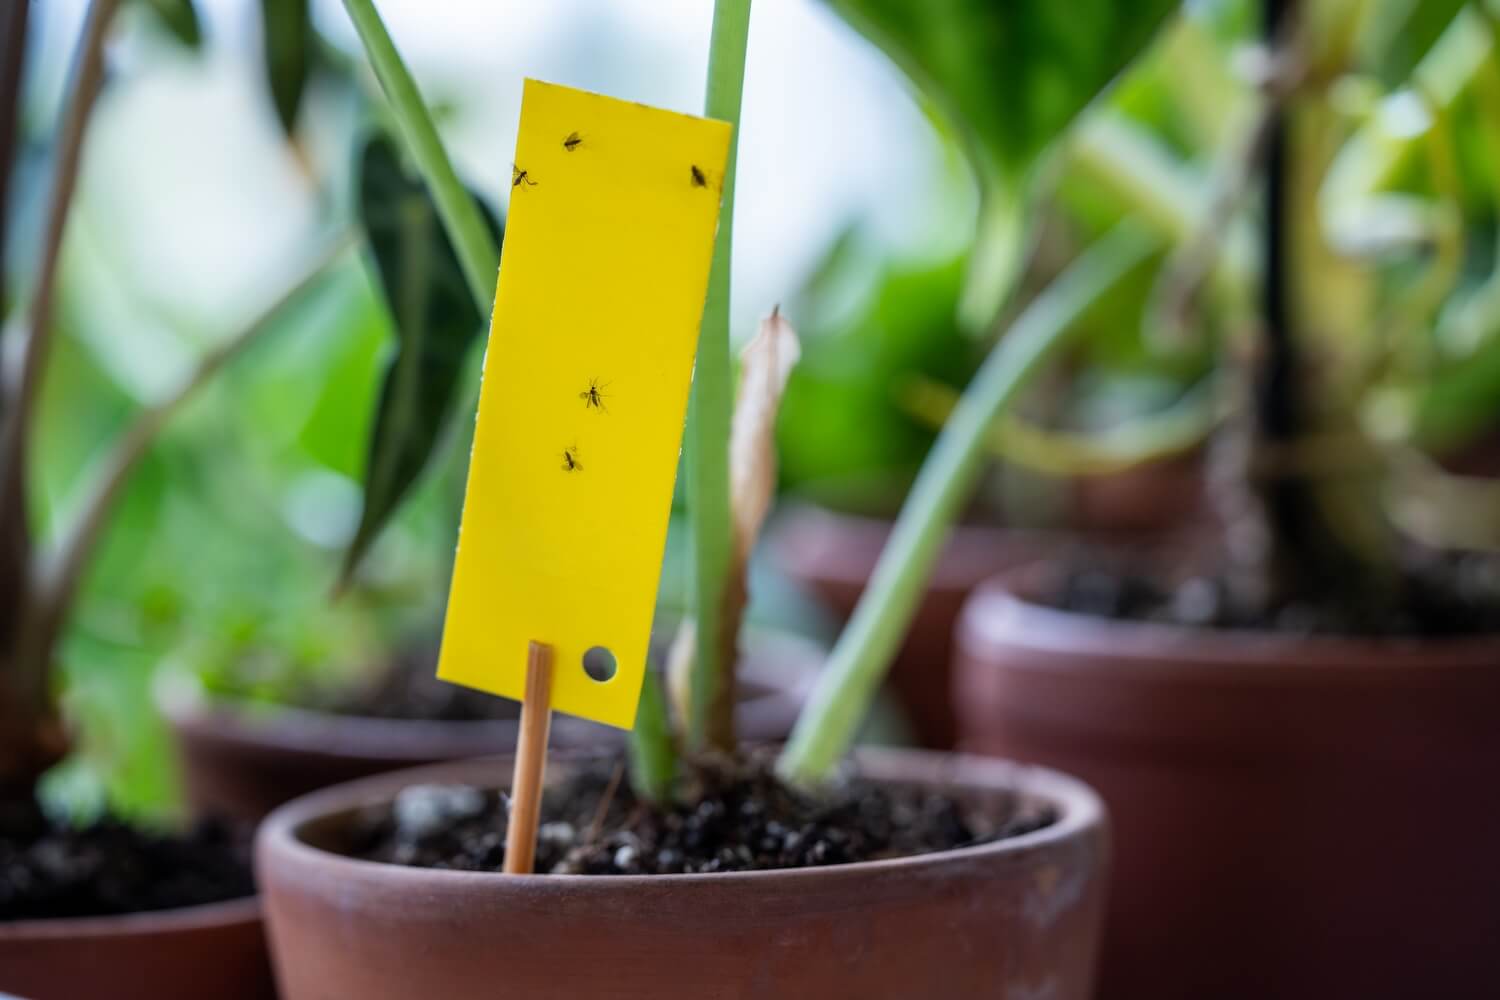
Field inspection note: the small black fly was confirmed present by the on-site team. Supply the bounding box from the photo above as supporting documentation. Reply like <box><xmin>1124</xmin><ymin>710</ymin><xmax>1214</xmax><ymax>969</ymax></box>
<box><xmin>579</xmin><ymin>377</ymin><xmax>610</xmax><ymax>413</ymax></box>
<box><xmin>690</xmin><ymin>164</ymin><xmax>707</xmax><ymax>187</ymax></box>
<box><xmin>563</xmin><ymin>132</ymin><xmax>582</xmax><ymax>152</ymax></box>
<box><xmin>512</xmin><ymin>164</ymin><xmax>538</xmax><ymax>188</ymax></box>
<box><xmin>562</xmin><ymin>444</ymin><xmax>583</xmax><ymax>473</ymax></box>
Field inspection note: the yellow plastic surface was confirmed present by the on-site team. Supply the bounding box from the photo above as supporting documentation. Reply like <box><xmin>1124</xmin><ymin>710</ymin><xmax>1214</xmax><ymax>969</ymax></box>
<box><xmin>436</xmin><ymin>79</ymin><xmax>730</xmax><ymax>729</ymax></box>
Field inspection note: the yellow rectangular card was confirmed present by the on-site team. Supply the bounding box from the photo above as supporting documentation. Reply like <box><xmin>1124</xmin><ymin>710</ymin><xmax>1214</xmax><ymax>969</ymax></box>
<box><xmin>436</xmin><ymin>79</ymin><xmax>731</xmax><ymax>729</ymax></box>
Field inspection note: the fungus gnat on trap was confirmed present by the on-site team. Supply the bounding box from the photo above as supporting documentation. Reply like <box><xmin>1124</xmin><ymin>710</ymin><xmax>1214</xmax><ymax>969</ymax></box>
<box><xmin>579</xmin><ymin>377</ymin><xmax>610</xmax><ymax>413</ymax></box>
<box><xmin>512</xmin><ymin>164</ymin><xmax>538</xmax><ymax>188</ymax></box>
<box><xmin>563</xmin><ymin>132</ymin><xmax>582</xmax><ymax>152</ymax></box>
<box><xmin>690</xmin><ymin>165</ymin><xmax>707</xmax><ymax>187</ymax></box>
<box><xmin>562</xmin><ymin>444</ymin><xmax>583</xmax><ymax>473</ymax></box>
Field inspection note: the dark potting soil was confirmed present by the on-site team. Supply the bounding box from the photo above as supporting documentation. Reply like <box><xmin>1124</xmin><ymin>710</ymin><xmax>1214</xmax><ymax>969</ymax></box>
<box><xmin>1046</xmin><ymin>547</ymin><xmax>1500</xmax><ymax>637</ymax></box>
<box><xmin>0</xmin><ymin>801</ymin><xmax>255</xmax><ymax>921</ymax></box>
<box><xmin>348</xmin><ymin>755</ymin><xmax>1054</xmax><ymax>876</ymax></box>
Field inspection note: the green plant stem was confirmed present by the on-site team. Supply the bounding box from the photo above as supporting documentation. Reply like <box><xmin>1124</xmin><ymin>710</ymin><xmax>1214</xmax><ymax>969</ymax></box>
<box><xmin>684</xmin><ymin>0</ymin><xmax>751</xmax><ymax>750</ymax></box>
<box><xmin>777</xmin><ymin>225</ymin><xmax>1156</xmax><ymax>784</ymax></box>
<box><xmin>341</xmin><ymin>0</ymin><xmax>499</xmax><ymax>312</ymax></box>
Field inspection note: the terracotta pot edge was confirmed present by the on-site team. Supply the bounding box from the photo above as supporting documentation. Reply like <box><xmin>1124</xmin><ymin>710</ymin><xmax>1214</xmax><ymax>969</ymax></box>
<box><xmin>256</xmin><ymin>748</ymin><xmax>1105</xmax><ymax>893</ymax></box>
<box><xmin>960</xmin><ymin>575</ymin><xmax>1500</xmax><ymax>675</ymax></box>
<box><xmin>0</xmin><ymin>894</ymin><xmax>262</xmax><ymax>941</ymax></box>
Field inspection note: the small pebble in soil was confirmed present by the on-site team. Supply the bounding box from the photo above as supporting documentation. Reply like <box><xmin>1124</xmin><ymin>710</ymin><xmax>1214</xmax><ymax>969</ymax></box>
<box><xmin>348</xmin><ymin>754</ymin><xmax>1055</xmax><ymax>877</ymax></box>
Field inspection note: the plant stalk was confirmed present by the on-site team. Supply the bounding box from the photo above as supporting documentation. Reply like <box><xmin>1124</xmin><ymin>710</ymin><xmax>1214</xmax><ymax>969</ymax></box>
<box><xmin>1237</xmin><ymin>0</ymin><xmax>1384</xmax><ymax>611</ymax></box>
<box><xmin>1</xmin><ymin>0</ymin><xmax>118</xmax><ymax>729</ymax></box>
<box><xmin>0</xmin><ymin>0</ymin><xmax>32</xmax><ymax>671</ymax></box>
<box><xmin>684</xmin><ymin>0</ymin><xmax>751</xmax><ymax>751</ymax></box>
<box><xmin>341</xmin><ymin>0</ymin><xmax>500</xmax><ymax>312</ymax></box>
<box><xmin>778</xmin><ymin>225</ymin><xmax>1156</xmax><ymax>784</ymax></box>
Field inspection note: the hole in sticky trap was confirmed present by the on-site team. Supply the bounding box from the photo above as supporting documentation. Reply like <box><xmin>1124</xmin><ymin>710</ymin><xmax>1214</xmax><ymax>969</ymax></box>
<box><xmin>583</xmin><ymin>646</ymin><xmax>618</xmax><ymax>682</ymax></box>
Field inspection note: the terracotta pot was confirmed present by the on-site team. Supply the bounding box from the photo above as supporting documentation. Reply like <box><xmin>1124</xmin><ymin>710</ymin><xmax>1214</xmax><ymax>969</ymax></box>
<box><xmin>165</xmin><ymin>630</ymin><xmax>820</xmax><ymax>822</ymax></box>
<box><xmin>771</xmin><ymin>503</ymin><xmax>1056</xmax><ymax>749</ymax></box>
<box><xmin>257</xmin><ymin>750</ymin><xmax>1108</xmax><ymax>999</ymax></box>
<box><xmin>0</xmin><ymin>897</ymin><xmax>273</xmax><ymax>1000</ymax></box>
<box><xmin>954</xmin><ymin>576</ymin><xmax>1500</xmax><ymax>1000</ymax></box>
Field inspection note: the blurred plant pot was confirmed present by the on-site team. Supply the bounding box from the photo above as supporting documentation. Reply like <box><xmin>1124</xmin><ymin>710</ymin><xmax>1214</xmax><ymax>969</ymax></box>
<box><xmin>0</xmin><ymin>897</ymin><xmax>272</xmax><ymax>1000</ymax></box>
<box><xmin>257</xmin><ymin>749</ymin><xmax>1108</xmax><ymax>999</ymax></box>
<box><xmin>768</xmin><ymin>461</ymin><xmax>1202</xmax><ymax>751</ymax></box>
<box><xmin>954</xmin><ymin>574</ymin><xmax>1500</xmax><ymax>1000</ymax></box>
<box><xmin>163</xmin><ymin>630</ymin><xmax>821</xmax><ymax>822</ymax></box>
<box><xmin>770</xmin><ymin>502</ymin><xmax>1056</xmax><ymax>749</ymax></box>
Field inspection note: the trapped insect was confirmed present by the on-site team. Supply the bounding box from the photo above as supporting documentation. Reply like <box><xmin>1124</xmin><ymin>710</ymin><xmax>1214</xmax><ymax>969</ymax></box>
<box><xmin>579</xmin><ymin>377</ymin><xmax>610</xmax><ymax>412</ymax></box>
<box><xmin>563</xmin><ymin>131</ymin><xmax>582</xmax><ymax>151</ymax></box>
<box><xmin>512</xmin><ymin>164</ymin><xmax>538</xmax><ymax>188</ymax></box>
<box><xmin>562</xmin><ymin>444</ymin><xmax>583</xmax><ymax>473</ymax></box>
<box><xmin>690</xmin><ymin>165</ymin><xmax>707</xmax><ymax>187</ymax></box>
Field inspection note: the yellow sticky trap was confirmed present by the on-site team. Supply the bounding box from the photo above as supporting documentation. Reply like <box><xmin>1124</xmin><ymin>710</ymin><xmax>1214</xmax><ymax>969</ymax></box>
<box><xmin>436</xmin><ymin>79</ymin><xmax>730</xmax><ymax>729</ymax></box>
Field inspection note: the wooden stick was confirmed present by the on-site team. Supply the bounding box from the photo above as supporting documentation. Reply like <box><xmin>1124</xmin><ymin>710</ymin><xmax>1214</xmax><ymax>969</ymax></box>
<box><xmin>503</xmin><ymin>641</ymin><xmax>554</xmax><ymax>874</ymax></box>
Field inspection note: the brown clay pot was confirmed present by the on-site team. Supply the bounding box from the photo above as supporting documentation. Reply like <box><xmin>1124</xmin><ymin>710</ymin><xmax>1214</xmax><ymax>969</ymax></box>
<box><xmin>770</xmin><ymin>503</ymin><xmax>1056</xmax><ymax>748</ymax></box>
<box><xmin>165</xmin><ymin>630</ymin><xmax>820</xmax><ymax>822</ymax></box>
<box><xmin>257</xmin><ymin>750</ymin><xmax>1108</xmax><ymax>999</ymax></box>
<box><xmin>0</xmin><ymin>897</ymin><xmax>273</xmax><ymax>1000</ymax></box>
<box><xmin>954</xmin><ymin>576</ymin><xmax>1500</xmax><ymax>1000</ymax></box>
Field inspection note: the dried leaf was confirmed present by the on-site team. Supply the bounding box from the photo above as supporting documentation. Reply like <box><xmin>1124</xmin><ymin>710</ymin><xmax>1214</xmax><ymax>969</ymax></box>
<box><xmin>668</xmin><ymin>308</ymin><xmax>800</xmax><ymax>748</ymax></box>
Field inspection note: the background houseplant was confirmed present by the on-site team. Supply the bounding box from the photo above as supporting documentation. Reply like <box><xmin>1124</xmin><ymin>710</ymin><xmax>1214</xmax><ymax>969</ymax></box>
<box><xmin>843</xmin><ymin>0</ymin><xmax>1500</xmax><ymax>996</ymax></box>
<box><xmin>0</xmin><ymin>1</ymin><xmax>343</xmax><ymax>995</ymax></box>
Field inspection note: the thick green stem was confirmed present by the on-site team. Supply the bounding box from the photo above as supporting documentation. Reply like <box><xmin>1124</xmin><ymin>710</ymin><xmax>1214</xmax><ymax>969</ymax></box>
<box><xmin>341</xmin><ymin>0</ymin><xmax>499</xmax><ymax>312</ymax></box>
<box><xmin>684</xmin><ymin>0</ymin><xmax>751</xmax><ymax>750</ymax></box>
<box><xmin>778</xmin><ymin>226</ymin><xmax>1156</xmax><ymax>784</ymax></box>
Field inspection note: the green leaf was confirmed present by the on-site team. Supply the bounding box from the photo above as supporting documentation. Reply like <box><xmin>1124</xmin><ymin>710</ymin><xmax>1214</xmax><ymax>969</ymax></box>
<box><xmin>141</xmin><ymin>0</ymin><xmax>201</xmax><ymax>47</ymax></box>
<box><xmin>340</xmin><ymin>133</ymin><xmax>501</xmax><ymax>588</ymax></box>
<box><xmin>627</xmin><ymin>669</ymin><xmax>677</xmax><ymax>804</ymax></box>
<box><xmin>260</xmin><ymin>0</ymin><xmax>312</xmax><ymax>136</ymax></box>
<box><xmin>825</xmin><ymin>0</ymin><xmax>1181</xmax><ymax>326</ymax></box>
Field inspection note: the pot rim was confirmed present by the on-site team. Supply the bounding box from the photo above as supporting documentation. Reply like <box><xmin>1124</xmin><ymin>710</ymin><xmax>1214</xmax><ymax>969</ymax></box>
<box><xmin>961</xmin><ymin>573</ymin><xmax>1500</xmax><ymax>674</ymax></box>
<box><xmin>0</xmin><ymin>894</ymin><xmax>261</xmax><ymax>941</ymax></box>
<box><xmin>771</xmin><ymin>500</ymin><xmax>1049</xmax><ymax>592</ymax></box>
<box><xmin>256</xmin><ymin>748</ymin><xmax>1104</xmax><ymax>891</ymax></box>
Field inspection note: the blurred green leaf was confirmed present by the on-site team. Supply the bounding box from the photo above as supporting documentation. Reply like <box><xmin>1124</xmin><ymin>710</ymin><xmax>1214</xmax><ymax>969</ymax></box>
<box><xmin>777</xmin><ymin>242</ymin><xmax>979</xmax><ymax>508</ymax></box>
<box><xmin>340</xmin><ymin>133</ymin><xmax>501</xmax><ymax>588</ymax></box>
<box><xmin>140</xmin><ymin>0</ymin><xmax>201</xmax><ymax>48</ymax></box>
<box><xmin>824</xmin><ymin>0</ymin><xmax>1181</xmax><ymax>329</ymax></box>
<box><xmin>628</xmin><ymin>670</ymin><xmax>676</xmax><ymax>804</ymax></box>
<box><xmin>260</xmin><ymin>0</ymin><xmax>312</xmax><ymax>136</ymax></box>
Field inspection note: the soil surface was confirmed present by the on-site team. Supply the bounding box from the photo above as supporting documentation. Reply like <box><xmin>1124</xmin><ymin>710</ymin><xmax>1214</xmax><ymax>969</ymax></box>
<box><xmin>0</xmin><ymin>801</ymin><xmax>255</xmax><ymax>921</ymax></box>
<box><xmin>349</xmin><ymin>754</ymin><xmax>1053</xmax><ymax>876</ymax></box>
<box><xmin>1046</xmin><ymin>547</ymin><xmax>1500</xmax><ymax>636</ymax></box>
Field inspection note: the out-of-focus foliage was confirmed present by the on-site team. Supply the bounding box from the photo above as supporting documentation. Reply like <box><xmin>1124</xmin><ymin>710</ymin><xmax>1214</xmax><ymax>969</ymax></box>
<box><xmin>260</xmin><ymin>0</ymin><xmax>312</xmax><ymax>136</ymax></box>
<box><xmin>790</xmin><ymin>0</ymin><xmax>1500</xmax><ymax>524</ymax></box>
<box><xmin>340</xmin><ymin>133</ymin><xmax>501</xmax><ymax>587</ymax></box>
<box><xmin>777</xmin><ymin>231</ymin><xmax>977</xmax><ymax>510</ymax></box>
<box><xmin>139</xmin><ymin>0</ymin><xmax>201</xmax><ymax>48</ymax></box>
<box><xmin>825</xmin><ymin>0</ymin><xmax>1182</xmax><ymax>327</ymax></box>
